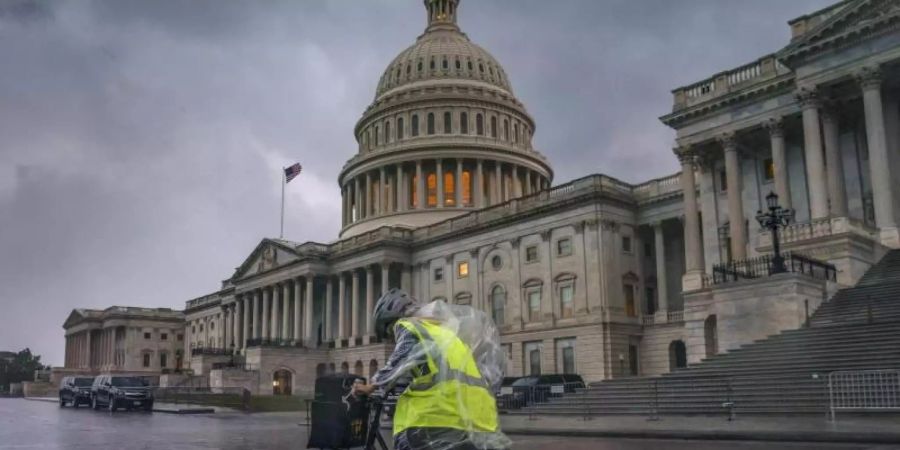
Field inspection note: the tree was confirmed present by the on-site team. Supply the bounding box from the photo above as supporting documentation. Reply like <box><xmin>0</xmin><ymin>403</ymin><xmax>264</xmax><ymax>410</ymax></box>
<box><xmin>0</xmin><ymin>348</ymin><xmax>49</xmax><ymax>391</ymax></box>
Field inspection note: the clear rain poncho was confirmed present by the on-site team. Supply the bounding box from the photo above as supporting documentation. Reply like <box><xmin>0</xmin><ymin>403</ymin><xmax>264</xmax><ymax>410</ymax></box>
<box><xmin>371</xmin><ymin>300</ymin><xmax>511</xmax><ymax>450</ymax></box>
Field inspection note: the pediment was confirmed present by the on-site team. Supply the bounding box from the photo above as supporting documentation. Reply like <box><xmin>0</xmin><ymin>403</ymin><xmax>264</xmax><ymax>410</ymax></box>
<box><xmin>779</xmin><ymin>0</ymin><xmax>900</xmax><ymax>64</ymax></box>
<box><xmin>231</xmin><ymin>239</ymin><xmax>301</xmax><ymax>280</ymax></box>
<box><xmin>63</xmin><ymin>309</ymin><xmax>100</xmax><ymax>329</ymax></box>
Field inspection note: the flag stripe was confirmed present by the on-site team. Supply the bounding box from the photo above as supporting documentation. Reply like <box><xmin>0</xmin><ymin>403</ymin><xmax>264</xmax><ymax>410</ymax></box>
<box><xmin>284</xmin><ymin>163</ymin><xmax>302</xmax><ymax>183</ymax></box>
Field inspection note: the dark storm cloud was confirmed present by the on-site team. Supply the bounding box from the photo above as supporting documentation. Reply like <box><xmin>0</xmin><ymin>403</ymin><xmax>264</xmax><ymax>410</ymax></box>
<box><xmin>0</xmin><ymin>0</ymin><xmax>834</xmax><ymax>365</ymax></box>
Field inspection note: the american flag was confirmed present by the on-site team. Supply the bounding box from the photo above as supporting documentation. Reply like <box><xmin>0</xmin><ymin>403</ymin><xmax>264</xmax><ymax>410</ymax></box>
<box><xmin>284</xmin><ymin>163</ymin><xmax>302</xmax><ymax>183</ymax></box>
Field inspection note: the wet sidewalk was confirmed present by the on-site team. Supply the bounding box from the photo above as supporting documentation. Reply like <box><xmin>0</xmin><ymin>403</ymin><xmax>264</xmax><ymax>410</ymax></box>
<box><xmin>501</xmin><ymin>413</ymin><xmax>900</xmax><ymax>444</ymax></box>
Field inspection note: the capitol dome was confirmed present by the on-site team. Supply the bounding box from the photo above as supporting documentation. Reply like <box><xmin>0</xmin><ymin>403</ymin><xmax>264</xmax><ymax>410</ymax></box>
<box><xmin>338</xmin><ymin>0</ymin><xmax>554</xmax><ymax>237</ymax></box>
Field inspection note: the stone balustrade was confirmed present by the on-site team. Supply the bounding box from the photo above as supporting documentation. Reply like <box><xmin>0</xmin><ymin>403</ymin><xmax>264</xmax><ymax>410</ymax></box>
<box><xmin>672</xmin><ymin>54</ymin><xmax>790</xmax><ymax>110</ymax></box>
<box><xmin>757</xmin><ymin>217</ymin><xmax>878</xmax><ymax>248</ymax></box>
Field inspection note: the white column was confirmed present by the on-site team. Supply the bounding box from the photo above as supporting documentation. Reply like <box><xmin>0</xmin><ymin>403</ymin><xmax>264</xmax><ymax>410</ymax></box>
<box><xmin>416</xmin><ymin>161</ymin><xmax>425</xmax><ymax>210</ymax></box>
<box><xmin>436</xmin><ymin>159</ymin><xmax>445</xmax><ymax>208</ymax></box>
<box><xmin>859</xmin><ymin>67</ymin><xmax>899</xmax><ymax>247</ymax></box>
<box><xmin>654</xmin><ymin>222</ymin><xmax>668</xmax><ymax>313</ymax></box>
<box><xmin>476</xmin><ymin>159</ymin><xmax>485</xmax><ymax>208</ymax></box>
<box><xmin>797</xmin><ymin>88</ymin><xmax>829</xmax><ymax>220</ymax></box>
<box><xmin>456</xmin><ymin>159</ymin><xmax>464</xmax><ymax>207</ymax></box>
<box><xmin>494</xmin><ymin>162</ymin><xmax>503</xmax><ymax>203</ymax></box>
<box><xmin>251</xmin><ymin>290</ymin><xmax>260</xmax><ymax>339</ymax></box>
<box><xmin>305</xmin><ymin>276</ymin><xmax>315</xmax><ymax>345</ymax></box>
<box><xmin>242</xmin><ymin>296</ymin><xmax>250</xmax><ymax>351</ymax></box>
<box><xmin>822</xmin><ymin>106</ymin><xmax>847</xmax><ymax>217</ymax></box>
<box><xmin>513</xmin><ymin>165</ymin><xmax>522</xmax><ymax>197</ymax></box>
<box><xmin>354</xmin><ymin>177</ymin><xmax>362</xmax><ymax>220</ymax></box>
<box><xmin>524</xmin><ymin>169</ymin><xmax>532</xmax><ymax>196</ymax></box>
<box><xmin>401</xmin><ymin>264</ymin><xmax>412</xmax><ymax>293</ymax></box>
<box><xmin>325</xmin><ymin>277</ymin><xmax>334</xmax><ymax>341</ymax></box>
<box><xmin>351</xmin><ymin>270</ymin><xmax>360</xmax><ymax>342</ymax></box>
<box><xmin>233</xmin><ymin>303</ymin><xmax>241</xmax><ymax>348</ymax></box>
<box><xmin>765</xmin><ymin>118</ymin><xmax>792</xmax><ymax>210</ymax></box>
<box><xmin>293</xmin><ymin>278</ymin><xmax>302</xmax><ymax>342</ymax></box>
<box><xmin>261</xmin><ymin>287</ymin><xmax>270</xmax><ymax>339</ymax></box>
<box><xmin>396</xmin><ymin>164</ymin><xmax>405</xmax><ymax>212</ymax></box>
<box><xmin>272</xmin><ymin>285</ymin><xmax>281</xmax><ymax>340</ymax></box>
<box><xmin>281</xmin><ymin>283</ymin><xmax>290</xmax><ymax>340</ymax></box>
<box><xmin>366</xmin><ymin>172</ymin><xmax>373</xmax><ymax>217</ymax></box>
<box><xmin>366</xmin><ymin>266</ymin><xmax>376</xmax><ymax>339</ymax></box>
<box><xmin>338</xmin><ymin>273</ymin><xmax>347</xmax><ymax>340</ymax></box>
<box><xmin>721</xmin><ymin>135</ymin><xmax>747</xmax><ymax>260</ymax></box>
<box><xmin>379</xmin><ymin>167</ymin><xmax>386</xmax><ymax>215</ymax></box>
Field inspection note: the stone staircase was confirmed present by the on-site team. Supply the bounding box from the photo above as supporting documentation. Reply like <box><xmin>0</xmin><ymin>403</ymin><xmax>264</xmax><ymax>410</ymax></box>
<box><xmin>520</xmin><ymin>249</ymin><xmax>900</xmax><ymax>416</ymax></box>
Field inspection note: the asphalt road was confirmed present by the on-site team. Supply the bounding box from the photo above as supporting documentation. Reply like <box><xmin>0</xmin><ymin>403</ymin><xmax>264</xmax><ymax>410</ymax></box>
<box><xmin>0</xmin><ymin>399</ymin><xmax>895</xmax><ymax>450</ymax></box>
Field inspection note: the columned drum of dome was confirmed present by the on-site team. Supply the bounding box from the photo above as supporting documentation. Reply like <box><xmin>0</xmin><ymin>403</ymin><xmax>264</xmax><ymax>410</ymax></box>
<box><xmin>338</xmin><ymin>0</ymin><xmax>553</xmax><ymax>238</ymax></box>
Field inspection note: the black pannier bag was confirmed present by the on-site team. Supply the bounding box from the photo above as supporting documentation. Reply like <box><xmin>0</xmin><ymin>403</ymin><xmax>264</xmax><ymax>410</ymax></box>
<box><xmin>308</xmin><ymin>374</ymin><xmax>370</xmax><ymax>449</ymax></box>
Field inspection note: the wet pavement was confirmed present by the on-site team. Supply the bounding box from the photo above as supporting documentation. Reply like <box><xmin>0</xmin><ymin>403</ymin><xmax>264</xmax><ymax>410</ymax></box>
<box><xmin>0</xmin><ymin>399</ymin><xmax>895</xmax><ymax>449</ymax></box>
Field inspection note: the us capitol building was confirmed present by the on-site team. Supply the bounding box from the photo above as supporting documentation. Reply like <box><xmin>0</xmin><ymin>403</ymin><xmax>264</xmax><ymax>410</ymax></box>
<box><xmin>59</xmin><ymin>0</ymin><xmax>900</xmax><ymax>396</ymax></box>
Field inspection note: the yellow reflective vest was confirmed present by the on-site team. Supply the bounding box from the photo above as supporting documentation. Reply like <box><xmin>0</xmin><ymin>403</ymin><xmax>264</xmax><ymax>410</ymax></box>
<box><xmin>392</xmin><ymin>318</ymin><xmax>499</xmax><ymax>436</ymax></box>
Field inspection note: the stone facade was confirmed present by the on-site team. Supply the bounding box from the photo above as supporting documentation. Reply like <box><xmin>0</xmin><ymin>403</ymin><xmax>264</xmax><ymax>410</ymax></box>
<box><xmin>59</xmin><ymin>0</ymin><xmax>900</xmax><ymax>395</ymax></box>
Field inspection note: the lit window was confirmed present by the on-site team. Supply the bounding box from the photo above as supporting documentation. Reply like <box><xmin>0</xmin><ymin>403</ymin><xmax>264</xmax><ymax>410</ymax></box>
<box><xmin>461</xmin><ymin>170</ymin><xmax>471</xmax><ymax>205</ymax></box>
<box><xmin>763</xmin><ymin>158</ymin><xmax>775</xmax><ymax>181</ymax></box>
<box><xmin>557</xmin><ymin>238</ymin><xmax>572</xmax><ymax>257</ymax></box>
<box><xmin>444</xmin><ymin>172</ymin><xmax>455</xmax><ymax>206</ymax></box>
<box><xmin>434</xmin><ymin>267</ymin><xmax>444</xmax><ymax>282</ymax></box>
<box><xmin>457</xmin><ymin>261</ymin><xmax>469</xmax><ymax>278</ymax></box>
<box><xmin>526</xmin><ymin>245</ymin><xmax>539</xmax><ymax>263</ymax></box>
<box><xmin>624</xmin><ymin>284</ymin><xmax>636</xmax><ymax>317</ymax></box>
<box><xmin>427</xmin><ymin>173</ymin><xmax>437</xmax><ymax>207</ymax></box>
<box><xmin>528</xmin><ymin>290</ymin><xmax>541</xmax><ymax>321</ymax></box>
<box><xmin>622</xmin><ymin>236</ymin><xmax>632</xmax><ymax>253</ymax></box>
<box><xmin>560</xmin><ymin>285</ymin><xmax>574</xmax><ymax>318</ymax></box>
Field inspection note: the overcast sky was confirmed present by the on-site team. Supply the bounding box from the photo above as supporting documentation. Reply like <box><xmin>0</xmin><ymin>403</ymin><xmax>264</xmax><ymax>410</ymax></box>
<box><xmin>0</xmin><ymin>0</ymin><xmax>835</xmax><ymax>366</ymax></box>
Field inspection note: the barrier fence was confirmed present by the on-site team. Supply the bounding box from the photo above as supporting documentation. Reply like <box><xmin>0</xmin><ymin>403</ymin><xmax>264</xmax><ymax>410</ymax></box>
<box><xmin>495</xmin><ymin>381</ymin><xmax>586</xmax><ymax>413</ymax></box>
<box><xmin>152</xmin><ymin>387</ymin><xmax>250</xmax><ymax>411</ymax></box>
<box><xmin>829</xmin><ymin>369</ymin><xmax>900</xmax><ymax>421</ymax></box>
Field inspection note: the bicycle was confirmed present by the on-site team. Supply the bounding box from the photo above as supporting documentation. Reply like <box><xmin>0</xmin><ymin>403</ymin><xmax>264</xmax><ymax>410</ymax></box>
<box><xmin>363</xmin><ymin>390</ymin><xmax>390</xmax><ymax>450</ymax></box>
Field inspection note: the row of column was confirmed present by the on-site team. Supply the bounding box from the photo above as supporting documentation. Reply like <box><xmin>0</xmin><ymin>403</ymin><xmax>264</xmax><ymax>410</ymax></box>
<box><xmin>64</xmin><ymin>328</ymin><xmax>119</xmax><ymax>370</ymax></box>
<box><xmin>677</xmin><ymin>65</ymin><xmax>898</xmax><ymax>282</ymax></box>
<box><xmin>342</xmin><ymin>159</ymin><xmax>549</xmax><ymax>226</ymax></box>
<box><xmin>226</xmin><ymin>275</ymin><xmax>316</xmax><ymax>352</ymax></box>
<box><xmin>331</xmin><ymin>263</ymin><xmax>412</xmax><ymax>346</ymax></box>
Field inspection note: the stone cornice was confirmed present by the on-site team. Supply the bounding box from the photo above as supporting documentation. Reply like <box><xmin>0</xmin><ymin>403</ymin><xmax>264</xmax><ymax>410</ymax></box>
<box><xmin>659</xmin><ymin>73</ymin><xmax>796</xmax><ymax>129</ymax></box>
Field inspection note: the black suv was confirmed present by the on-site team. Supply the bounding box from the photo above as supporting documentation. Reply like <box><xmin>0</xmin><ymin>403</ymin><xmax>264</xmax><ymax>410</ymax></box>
<box><xmin>507</xmin><ymin>374</ymin><xmax>585</xmax><ymax>408</ymax></box>
<box><xmin>59</xmin><ymin>376</ymin><xmax>94</xmax><ymax>408</ymax></box>
<box><xmin>90</xmin><ymin>375</ymin><xmax>153</xmax><ymax>412</ymax></box>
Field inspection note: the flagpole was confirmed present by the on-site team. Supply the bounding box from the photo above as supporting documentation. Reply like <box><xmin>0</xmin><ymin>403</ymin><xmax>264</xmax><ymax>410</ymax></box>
<box><xmin>280</xmin><ymin>167</ymin><xmax>285</xmax><ymax>239</ymax></box>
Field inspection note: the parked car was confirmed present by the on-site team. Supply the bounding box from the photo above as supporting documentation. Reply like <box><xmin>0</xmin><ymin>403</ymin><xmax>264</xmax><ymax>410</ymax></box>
<box><xmin>507</xmin><ymin>374</ymin><xmax>585</xmax><ymax>408</ymax></box>
<box><xmin>495</xmin><ymin>377</ymin><xmax>521</xmax><ymax>410</ymax></box>
<box><xmin>59</xmin><ymin>376</ymin><xmax>94</xmax><ymax>408</ymax></box>
<box><xmin>90</xmin><ymin>375</ymin><xmax>153</xmax><ymax>412</ymax></box>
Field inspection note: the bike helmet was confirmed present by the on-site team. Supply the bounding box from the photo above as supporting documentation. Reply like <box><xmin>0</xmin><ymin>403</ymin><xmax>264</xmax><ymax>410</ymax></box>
<box><xmin>373</xmin><ymin>288</ymin><xmax>419</xmax><ymax>340</ymax></box>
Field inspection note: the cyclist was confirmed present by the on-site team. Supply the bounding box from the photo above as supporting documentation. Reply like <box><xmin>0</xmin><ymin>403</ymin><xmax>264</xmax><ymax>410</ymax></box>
<box><xmin>353</xmin><ymin>288</ymin><xmax>506</xmax><ymax>450</ymax></box>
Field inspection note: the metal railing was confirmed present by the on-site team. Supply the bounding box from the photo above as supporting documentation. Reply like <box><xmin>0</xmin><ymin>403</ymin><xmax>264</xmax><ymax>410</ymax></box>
<box><xmin>245</xmin><ymin>338</ymin><xmax>305</xmax><ymax>348</ymax></box>
<box><xmin>496</xmin><ymin>381</ymin><xmax>586</xmax><ymax>412</ymax></box>
<box><xmin>828</xmin><ymin>369</ymin><xmax>900</xmax><ymax>421</ymax></box>
<box><xmin>712</xmin><ymin>252</ymin><xmax>836</xmax><ymax>285</ymax></box>
<box><xmin>190</xmin><ymin>347</ymin><xmax>232</xmax><ymax>357</ymax></box>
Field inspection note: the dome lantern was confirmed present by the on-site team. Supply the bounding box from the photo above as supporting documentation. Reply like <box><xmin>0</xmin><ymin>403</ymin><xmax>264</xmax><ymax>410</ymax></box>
<box><xmin>425</xmin><ymin>0</ymin><xmax>460</xmax><ymax>33</ymax></box>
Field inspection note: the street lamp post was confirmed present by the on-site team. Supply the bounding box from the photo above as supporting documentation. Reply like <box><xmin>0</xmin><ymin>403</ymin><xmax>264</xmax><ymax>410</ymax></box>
<box><xmin>756</xmin><ymin>191</ymin><xmax>794</xmax><ymax>274</ymax></box>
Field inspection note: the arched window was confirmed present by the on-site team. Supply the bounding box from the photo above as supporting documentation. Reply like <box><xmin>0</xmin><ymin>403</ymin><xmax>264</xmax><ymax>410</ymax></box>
<box><xmin>467</xmin><ymin>60</ymin><xmax>473</xmax><ymax>71</ymax></box>
<box><xmin>417</xmin><ymin>60</ymin><xmax>423</xmax><ymax>72</ymax></box>
<box><xmin>490</xmin><ymin>116</ymin><xmax>498</xmax><ymax>138</ymax></box>
<box><xmin>491</xmin><ymin>286</ymin><xmax>506</xmax><ymax>326</ymax></box>
<box><xmin>444</xmin><ymin>171</ymin><xmax>455</xmax><ymax>206</ymax></box>
<box><xmin>503</xmin><ymin>119</ymin><xmax>509</xmax><ymax>141</ymax></box>
<box><xmin>427</xmin><ymin>113</ymin><xmax>435</xmax><ymax>135</ymax></box>
<box><xmin>354</xmin><ymin>360</ymin><xmax>364</xmax><ymax>376</ymax></box>
<box><xmin>455</xmin><ymin>58</ymin><xmax>461</xmax><ymax>70</ymax></box>
<box><xmin>426</xmin><ymin>173</ymin><xmax>437</xmax><ymax>207</ymax></box>
<box><xmin>443</xmin><ymin>112</ymin><xmax>452</xmax><ymax>134</ymax></box>
<box><xmin>397</xmin><ymin>117</ymin><xmax>405</xmax><ymax>140</ymax></box>
<box><xmin>369</xmin><ymin>360</ymin><xmax>378</xmax><ymax>380</ymax></box>
<box><xmin>476</xmin><ymin>114</ymin><xmax>484</xmax><ymax>136</ymax></box>
<box><xmin>411</xmin><ymin>114</ymin><xmax>419</xmax><ymax>137</ymax></box>
<box><xmin>442</xmin><ymin>57</ymin><xmax>448</xmax><ymax>70</ymax></box>
<box><xmin>385</xmin><ymin>120</ymin><xmax>391</xmax><ymax>143</ymax></box>
<box><xmin>669</xmin><ymin>340</ymin><xmax>687</xmax><ymax>370</ymax></box>
<box><xmin>460</xmin><ymin>112</ymin><xmax>469</xmax><ymax>134</ymax></box>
